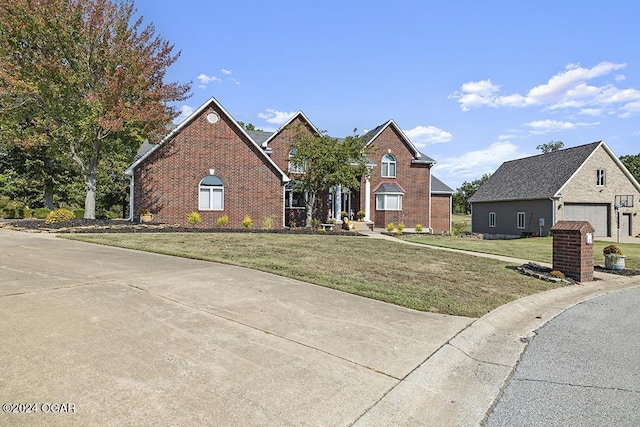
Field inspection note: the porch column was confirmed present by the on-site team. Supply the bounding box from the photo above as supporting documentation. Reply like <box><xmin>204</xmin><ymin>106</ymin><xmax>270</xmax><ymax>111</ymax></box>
<box><xmin>335</xmin><ymin>185</ymin><xmax>342</xmax><ymax>221</ymax></box>
<box><xmin>364</xmin><ymin>176</ymin><xmax>371</xmax><ymax>221</ymax></box>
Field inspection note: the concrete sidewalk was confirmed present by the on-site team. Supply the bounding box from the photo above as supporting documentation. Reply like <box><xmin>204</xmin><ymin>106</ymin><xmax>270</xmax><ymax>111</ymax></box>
<box><xmin>1</xmin><ymin>228</ymin><xmax>639</xmax><ymax>426</ymax></box>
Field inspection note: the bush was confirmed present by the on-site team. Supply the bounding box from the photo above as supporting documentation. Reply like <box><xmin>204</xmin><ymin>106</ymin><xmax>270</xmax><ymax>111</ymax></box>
<box><xmin>187</xmin><ymin>211</ymin><xmax>202</xmax><ymax>226</ymax></box>
<box><xmin>309</xmin><ymin>218</ymin><xmax>320</xmax><ymax>229</ymax></box>
<box><xmin>415</xmin><ymin>223</ymin><xmax>423</xmax><ymax>232</ymax></box>
<box><xmin>262</xmin><ymin>216</ymin><xmax>274</xmax><ymax>230</ymax></box>
<box><xmin>386</xmin><ymin>223</ymin><xmax>395</xmax><ymax>232</ymax></box>
<box><xmin>397</xmin><ymin>222</ymin><xmax>405</xmax><ymax>232</ymax></box>
<box><xmin>550</xmin><ymin>270</ymin><xmax>565</xmax><ymax>279</ymax></box>
<box><xmin>3</xmin><ymin>208</ymin><xmax>16</xmax><ymax>219</ymax></box>
<box><xmin>451</xmin><ymin>221</ymin><xmax>468</xmax><ymax>236</ymax></box>
<box><xmin>356</xmin><ymin>210</ymin><xmax>366</xmax><ymax>219</ymax></box>
<box><xmin>74</xmin><ymin>209</ymin><xmax>85</xmax><ymax>219</ymax></box>
<box><xmin>216</xmin><ymin>215</ymin><xmax>229</xmax><ymax>228</ymax></box>
<box><xmin>45</xmin><ymin>208</ymin><xmax>75</xmax><ymax>224</ymax></box>
<box><xmin>241</xmin><ymin>215</ymin><xmax>253</xmax><ymax>229</ymax></box>
<box><xmin>33</xmin><ymin>208</ymin><xmax>51</xmax><ymax>219</ymax></box>
<box><xmin>317</xmin><ymin>228</ymin><xmax>326</xmax><ymax>234</ymax></box>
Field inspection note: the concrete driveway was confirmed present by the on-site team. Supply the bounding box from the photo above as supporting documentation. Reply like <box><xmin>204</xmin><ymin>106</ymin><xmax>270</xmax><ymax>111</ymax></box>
<box><xmin>0</xmin><ymin>229</ymin><xmax>472</xmax><ymax>426</ymax></box>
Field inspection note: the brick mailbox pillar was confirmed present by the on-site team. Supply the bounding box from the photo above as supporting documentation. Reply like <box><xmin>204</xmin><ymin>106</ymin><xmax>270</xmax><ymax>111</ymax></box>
<box><xmin>551</xmin><ymin>221</ymin><xmax>595</xmax><ymax>282</ymax></box>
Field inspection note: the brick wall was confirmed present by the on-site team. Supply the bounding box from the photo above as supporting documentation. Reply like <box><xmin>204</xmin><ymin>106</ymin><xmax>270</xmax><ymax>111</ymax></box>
<box><xmin>431</xmin><ymin>194</ymin><xmax>452</xmax><ymax>233</ymax></box>
<box><xmin>133</xmin><ymin>104</ymin><xmax>285</xmax><ymax>228</ymax></box>
<box><xmin>551</xmin><ymin>221</ymin><xmax>594</xmax><ymax>282</ymax></box>
<box><xmin>367</xmin><ymin>126</ymin><xmax>431</xmax><ymax>229</ymax></box>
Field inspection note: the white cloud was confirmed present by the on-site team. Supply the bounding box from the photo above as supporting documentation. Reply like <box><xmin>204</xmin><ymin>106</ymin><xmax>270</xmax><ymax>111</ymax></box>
<box><xmin>524</xmin><ymin>119</ymin><xmax>599</xmax><ymax>134</ymax></box>
<box><xmin>196</xmin><ymin>73</ymin><xmax>220</xmax><ymax>89</ymax></box>
<box><xmin>221</xmin><ymin>68</ymin><xmax>232</xmax><ymax>75</ymax></box>
<box><xmin>258</xmin><ymin>109</ymin><xmax>296</xmax><ymax>125</ymax></box>
<box><xmin>403</xmin><ymin>125</ymin><xmax>452</xmax><ymax>147</ymax></box>
<box><xmin>173</xmin><ymin>105</ymin><xmax>195</xmax><ymax>124</ymax></box>
<box><xmin>450</xmin><ymin>62</ymin><xmax>640</xmax><ymax>116</ymax></box>
<box><xmin>433</xmin><ymin>141</ymin><xmax>528</xmax><ymax>186</ymax></box>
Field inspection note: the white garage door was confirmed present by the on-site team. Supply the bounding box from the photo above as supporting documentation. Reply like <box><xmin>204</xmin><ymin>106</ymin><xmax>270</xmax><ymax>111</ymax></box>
<box><xmin>564</xmin><ymin>204</ymin><xmax>609</xmax><ymax>237</ymax></box>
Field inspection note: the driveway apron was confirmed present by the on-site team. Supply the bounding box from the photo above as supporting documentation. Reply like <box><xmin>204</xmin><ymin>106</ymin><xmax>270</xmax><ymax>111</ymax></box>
<box><xmin>0</xmin><ymin>229</ymin><xmax>472</xmax><ymax>426</ymax></box>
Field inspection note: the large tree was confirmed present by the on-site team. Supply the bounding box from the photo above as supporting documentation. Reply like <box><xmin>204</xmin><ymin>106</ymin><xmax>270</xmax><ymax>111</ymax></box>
<box><xmin>536</xmin><ymin>140</ymin><xmax>564</xmax><ymax>153</ymax></box>
<box><xmin>620</xmin><ymin>153</ymin><xmax>640</xmax><ymax>183</ymax></box>
<box><xmin>0</xmin><ymin>0</ymin><xmax>190</xmax><ymax>218</ymax></box>
<box><xmin>290</xmin><ymin>129</ymin><xmax>371</xmax><ymax>224</ymax></box>
<box><xmin>452</xmin><ymin>173</ymin><xmax>491</xmax><ymax>214</ymax></box>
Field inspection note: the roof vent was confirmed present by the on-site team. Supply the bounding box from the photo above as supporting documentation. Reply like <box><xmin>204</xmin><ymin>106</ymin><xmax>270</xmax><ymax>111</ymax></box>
<box><xmin>206</xmin><ymin>113</ymin><xmax>219</xmax><ymax>124</ymax></box>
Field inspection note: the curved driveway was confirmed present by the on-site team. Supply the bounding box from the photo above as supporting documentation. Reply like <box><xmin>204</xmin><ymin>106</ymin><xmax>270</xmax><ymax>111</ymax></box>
<box><xmin>486</xmin><ymin>287</ymin><xmax>640</xmax><ymax>426</ymax></box>
<box><xmin>0</xmin><ymin>229</ymin><xmax>472</xmax><ymax>426</ymax></box>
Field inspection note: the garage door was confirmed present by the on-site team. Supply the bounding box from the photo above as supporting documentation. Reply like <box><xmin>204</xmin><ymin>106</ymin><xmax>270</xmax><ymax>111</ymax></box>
<box><xmin>564</xmin><ymin>204</ymin><xmax>609</xmax><ymax>237</ymax></box>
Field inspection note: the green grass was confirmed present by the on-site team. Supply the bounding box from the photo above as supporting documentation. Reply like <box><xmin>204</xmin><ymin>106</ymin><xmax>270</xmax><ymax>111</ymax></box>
<box><xmin>402</xmin><ymin>235</ymin><xmax>640</xmax><ymax>270</ymax></box>
<box><xmin>63</xmin><ymin>233</ymin><xmax>559</xmax><ymax>318</ymax></box>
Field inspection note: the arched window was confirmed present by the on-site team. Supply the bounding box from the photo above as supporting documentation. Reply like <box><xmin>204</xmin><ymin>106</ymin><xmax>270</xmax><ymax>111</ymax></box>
<box><xmin>381</xmin><ymin>154</ymin><xmax>396</xmax><ymax>178</ymax></box>
<box><xmin>288</xmin><ymin>149</ymin><xmax>305</xmax><ymax>174</ymax></box>
<box><xmin>199</xmin><ymin>175</ymin><xmax>224</xmax><ymax>210</ymax></box>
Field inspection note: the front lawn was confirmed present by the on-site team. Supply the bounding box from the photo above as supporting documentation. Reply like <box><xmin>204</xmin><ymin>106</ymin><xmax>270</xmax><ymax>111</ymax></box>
<box><xmin>402</xmin><ymin>235</ymin><xmax>640</xmax><ymax>270</ymax></box>
<box><xmin>63</xmin><ymin>233</ymin><xmax>559</xmax><ymax>318</ymax></box>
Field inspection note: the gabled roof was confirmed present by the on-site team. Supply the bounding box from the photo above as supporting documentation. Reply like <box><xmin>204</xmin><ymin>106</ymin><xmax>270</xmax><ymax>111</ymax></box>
<box><xmin>363</xmin><ymin>120</ymin><xmax>435</xmax><ymax>165</ymax></box>
<box><xmin>124</xmin><ymin>97</ymin><xmax>290</xmax><ymax>183</ymax></box>
<box><xmin>469</xmin><ymin>141</ymin><xmax>640</xmax><ymax>203</ymax></box>
<box><xmin>431</xmin><ymin>175</ymin><xmax>454</xmax><ymax>194</ymax></box>
<box><xmin>374</xmin><ymin>182</ymin><xmax>405</xmax><ymax>194</ymax></box>
<box><xmin>260</xmin><ymin>111</ymin><xmax>321</xmax><ymax>148</ymax></box>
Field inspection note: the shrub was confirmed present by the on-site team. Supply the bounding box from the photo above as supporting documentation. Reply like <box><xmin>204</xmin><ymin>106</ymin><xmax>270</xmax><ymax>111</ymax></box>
<box><xmin>386</xmin><ymin>223</ymin><xmax>395</xmax><ymax>232</ymax></box>
<box><xmin>340</xmin><ymin>210</ymin><xmax>348</xmax><ymax>219</ymax></box>
<box><xmin>356</xmin><ymin>210</ymin><xmax>366</xmax><ymax>219</ymax></box>
<box><xmin>309</xmin><ymin>218</ymin><xmax>320</xmax><ymax>229</ymax></box>
<box><xmin>317</xmin><ymin>228</ymin><xmax>326</xmax><ymax>234</ymax></box>
<box><xmin>45</xmin><ymin>208</ymin><xmax>75</xmax><ymax>224</ymax></box>
<box><xmin>262</xmin><ymin>216</ymin><xmax>274</xmax><ymax>230</ymax></box>
<box><xmin>397</xmin><ymin>222</ymin><xmax>405</xmax><ymax>232</ymax></box>
<box><xmin>415</xmin><ymin>223</ymin><xmax>423</xmax><ymax>232</ymax></box>
<box><xmin>33</xmin><ymin>208</ymin><xmax>51</xmax><ymax>219</ymax></box>
<box><xmin>216</xmin><ymin>215</ymin><xmax>229</xmax><ymax>228</ymax></box>
<box><xmin>550</xmin><ymin>270</ymin><xmax>565</xmax><ymax>279</ymax></box>
<box><xmin>451</xmin><ymin>221</ymin><xmax>468</xmax><ymax>236</ymax></box>
<box><xmin>242</xmin><ymin>215</ymin><xmax>253</xmax><ymax>229</ymax></box>
<box><xmin>395</xmin><ymin>230</ymin><xmax>403</xmax><ymax>236</ymax></box>
<box><xmin>187</xmin><ymin>211</ymin><xmax>202</xmax><ymax>226</ymax></box>
<box><xmin>74</xmin><ymin>209</ymin><xmax>85</xmax><ymax>219</ymax></box>
<box><xmin>603</xmin><ymin>245</ymin><xmax>623</xmax><ymax>255</ymax></box>
<box><xmin>3</xmin><ymin>208</ymin><xmax>16</xmax><ymax>218</ymax></box>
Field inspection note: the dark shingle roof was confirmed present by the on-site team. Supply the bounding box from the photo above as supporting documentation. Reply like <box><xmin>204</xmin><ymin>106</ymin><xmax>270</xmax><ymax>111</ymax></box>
<box><xmin>469</xmin><ymin>141</ymin><xmax>602</xmax><ymax>202</ymax></box>
<box><xmin>431</xmin><ymin>175</ymin><xmax>454</xmax><ymax>194</ymax></box>
<box><xmin>246</xmin><ymin>130</ymin><xmax>273</xmax><ymax>146</ymax></box>
<box><xmin>374</xmin><ymin>183</ymin><xmax>405</xmax><ymax>193</ymax></box>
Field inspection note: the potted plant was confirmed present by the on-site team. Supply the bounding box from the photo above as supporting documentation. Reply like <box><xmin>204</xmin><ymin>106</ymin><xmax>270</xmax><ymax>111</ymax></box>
<box><xmin>356</xmin><ymin>210</ymin><xmax>366</xmax><ymax>221</ymax></box>
<box><xmin>140</xmin><ymin>209</ymin><xmax>153</xmax><ymax>223</ymax></box>
<box><xmin>603</xmin><ymin>245</ymin><xmax>625</xmax><ymax>270</ymax></box>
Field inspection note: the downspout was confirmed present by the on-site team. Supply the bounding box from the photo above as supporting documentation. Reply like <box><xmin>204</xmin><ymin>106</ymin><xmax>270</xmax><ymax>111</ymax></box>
<box><xmin>128</xmin><ymin>173</ymin><xmax>134</xmax><ymax>222</ymax></box>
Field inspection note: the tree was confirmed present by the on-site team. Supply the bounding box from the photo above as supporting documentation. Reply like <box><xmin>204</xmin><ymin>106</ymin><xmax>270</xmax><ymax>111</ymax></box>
<box><xmin>452</xmin><ymin>173</ymin><xmax>491</xmax><ymax>214</ymax></box>
<box><xmin>0</xmin><ymin>0</ymin><xmax>190</xmax><ymax>218</ymax></box>
<box><xmin>290</xmin><ymin>129</ymin><xmax>371</xmax><ymax>224</ymax></box>
<box><xmin>620</xmin><ymin>153</ymin><xmax>640</xmax><ymax>183</ymax></box>
<box><xmin>536</xmin><ymin>141</ymin><xmax>564</xmax><ymax>153</ymax></box>
<box><xmin>237</xmin><ymin>121</ymin><xmax>262</xmax><ymax>132</ymax></box>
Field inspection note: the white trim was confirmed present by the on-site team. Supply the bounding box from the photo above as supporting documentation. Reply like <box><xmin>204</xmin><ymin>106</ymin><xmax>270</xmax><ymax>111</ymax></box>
<box><xmin>365</xmin><ymin>120</ymin><xmax>432</xmax><ymax>162</ymax></box>
<box><xmin>124</xmin><ymin>97</ymin><xmax>290</xmax><ymax>184</ymax></box>
<box><xmin>260</xmin><ymin>111</ymin><xmax>322</xmax><ymax>148</ymax></box>
<box><xmin>364</xmin><ymin>175</ymin><xmax>371</xmax><ymax>221</ymax></box>
<box><xmin>517</xmin><ymin>211</ymin><xmax>526</xmax><ymax>229</ymax></box>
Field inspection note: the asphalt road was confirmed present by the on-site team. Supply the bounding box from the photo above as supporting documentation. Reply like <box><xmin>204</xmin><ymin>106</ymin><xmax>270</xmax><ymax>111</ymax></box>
<box><xmin>485</xmin><ymin>287</ymin><xmax>640</xmax><ymax>427</ymax></box>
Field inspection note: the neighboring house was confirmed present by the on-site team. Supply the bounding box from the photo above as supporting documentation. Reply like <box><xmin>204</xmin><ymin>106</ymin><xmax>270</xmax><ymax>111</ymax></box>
<box><xmin>125</xmin><ymin>97</ymin><xmax>453</xmax><ymax>232</ymax></box>
<box><xmin>469</xmin><ymin>141</ymin><xmax>640</xmax><ymax>238</ymax></box>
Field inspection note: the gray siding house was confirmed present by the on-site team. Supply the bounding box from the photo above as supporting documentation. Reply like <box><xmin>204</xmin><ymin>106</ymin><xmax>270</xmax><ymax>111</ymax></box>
<box><xmin>469</xmin><ymin>141</ymin><xmax>640</xmax><ymax>238</ymax></box>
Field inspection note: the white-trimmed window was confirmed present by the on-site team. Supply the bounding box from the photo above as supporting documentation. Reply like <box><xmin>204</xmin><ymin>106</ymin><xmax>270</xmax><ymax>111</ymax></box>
<box><xmin>376</xmin><ymin>194</ymin><xmax>402</xmax><ymax>211</ymax></box>
<box><xmin>517</xmin><ymin>211</ymin><xmax>526</xmax><ymax>229</ymax></box>
<box><xmin>199</xmin><ymin>175</ymin><xmax>224</xmax><ymax>210</ymax></box>
<box><xmin>285</xmin><ymin>182</ymin><xmax>306</xmax><ymax>208</ymax></box>
<box><xmin>381</xmin><ymin>154</ymin><xmax>396</xmax><ymax>178</ymax></box>
<box><xmin>596</xmin><ymin>169</ymin><xmax>606</xmax><ymax>186</ymax></box>
<box><xmin>288</xmin><ymin>149</ymin><xmax>305</xmax><ymax>174</ymax></box>
<box><xmin>489</xmin><ymin>212</ymin><xmax>496</xmax><ymax>228</ymax></box>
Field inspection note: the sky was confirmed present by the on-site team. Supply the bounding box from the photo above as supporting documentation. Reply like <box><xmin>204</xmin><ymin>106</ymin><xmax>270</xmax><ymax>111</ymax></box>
<box><xmin>134</xmin><ymin>0</ymin><xmax>640</xmax><ymax>190</ymax></box>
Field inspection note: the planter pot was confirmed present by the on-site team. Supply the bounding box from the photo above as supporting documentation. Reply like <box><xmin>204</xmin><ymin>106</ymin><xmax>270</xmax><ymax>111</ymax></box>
<box><xmin>141</xmin><ymin>214</ymin><xmax>153</xmax><ymax>223</ymax></box>
<box><xmin>604</xmin><ymin>254</ymin><xmax>626</xmax><ymax>271</ymax></box>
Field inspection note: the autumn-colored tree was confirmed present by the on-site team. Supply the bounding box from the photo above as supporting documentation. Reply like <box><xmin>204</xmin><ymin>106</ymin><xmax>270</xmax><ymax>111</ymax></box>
<box><xmin>0</xmin><ymin>0</ymin><xmax>190</xmax><ymax>218</ymax></box>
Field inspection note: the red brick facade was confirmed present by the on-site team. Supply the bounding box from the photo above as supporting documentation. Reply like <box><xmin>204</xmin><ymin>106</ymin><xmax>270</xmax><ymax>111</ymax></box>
<box><xmin>132</xmin><ymin>102</ymin><xmax>286</xmax><ymax>228</ymax></box>
<box><xmin>128</xmin><ymin>98</ymin><xmax>452</xmax><ymax>232</ymax></box>
<box><xmin>551</xmin><ymin>221</ymin><xmax>594</xmax><ymax>282</ymax></box>
<box><xmin>365</xmin><ymin>125</ymin><xmax>431</xmax><ymax>229</ymax></box>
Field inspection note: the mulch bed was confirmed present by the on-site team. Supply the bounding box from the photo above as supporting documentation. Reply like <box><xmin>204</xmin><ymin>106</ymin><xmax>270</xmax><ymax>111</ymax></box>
<box><xmin>0</xmin><ymin>219</ymin><xmax>364</xmax><ymax>236</ymax></box>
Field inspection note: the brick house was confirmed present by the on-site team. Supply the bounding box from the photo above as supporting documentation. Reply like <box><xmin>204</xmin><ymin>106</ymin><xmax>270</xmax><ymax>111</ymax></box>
<box><xmin>469</xmin><ymin>141</ymin><xmax>640</xmax><ymax>238</ymax></box>
<box><xmin>125</xmin><ymin>97</ymin><xmax>453</xmax><ymax>232</ymax></box>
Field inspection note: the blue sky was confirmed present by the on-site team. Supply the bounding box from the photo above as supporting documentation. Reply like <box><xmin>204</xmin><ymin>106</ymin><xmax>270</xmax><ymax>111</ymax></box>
<box><xmin>134</xmin><ymin>0</ymin><xmax>640</xmax><ymax>190</ymax></box>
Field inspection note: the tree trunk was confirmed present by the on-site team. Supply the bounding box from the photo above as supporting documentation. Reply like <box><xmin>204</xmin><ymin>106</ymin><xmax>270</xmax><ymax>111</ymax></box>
<box><xmin>305</xmin><ymin>192</ymin><xmax>316</xmax><ymax>226</ymax></box>
<box><xmin>84</xmin><ymin>171</ymin><xmax>97</xmax><ymax>219</ymax></box>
